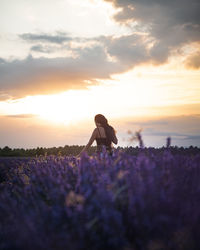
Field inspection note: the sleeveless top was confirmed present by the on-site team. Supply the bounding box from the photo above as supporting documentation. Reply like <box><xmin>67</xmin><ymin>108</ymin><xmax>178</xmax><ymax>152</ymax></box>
<box><xmin>95</xmin><ymin>127</ymin><xmax>112</xmax><ymax>153</ymax></box>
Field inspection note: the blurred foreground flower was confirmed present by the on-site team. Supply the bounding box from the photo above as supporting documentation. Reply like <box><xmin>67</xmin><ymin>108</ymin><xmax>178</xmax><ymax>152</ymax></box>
<box><xmin>166</xmin><ymin>137</ymin><xmax>171</xmax><ymax>148</ymax></box>
<box><xmin>117</xmin><ymin>170</ymin><xmax>129</xmax><ymax>180</ymax></box>
<box><xmin>65</xmin><ymin>191</ymin><xmax>85</xmax><ymax>207</ymax></box>
<box><xmin>128</xmin><ymin>129</ymin><xmax>144</xmax><ymax>148</ymax></box>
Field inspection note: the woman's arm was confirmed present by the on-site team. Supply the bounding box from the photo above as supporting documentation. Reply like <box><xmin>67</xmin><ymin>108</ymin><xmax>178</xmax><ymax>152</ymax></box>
<box><xmin>77</xmin><ymin>129</ymin><xmax>97</xmax><ymax>157</ymax></box>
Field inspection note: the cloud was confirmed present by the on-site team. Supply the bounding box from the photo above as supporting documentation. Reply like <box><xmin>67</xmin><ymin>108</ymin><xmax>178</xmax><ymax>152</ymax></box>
<box><xmin>30</xmin><ymin>45</ymin><xmax>55</xmax><ymax>53</ymax></box>
<box><xmin>0</xmin><ymin>16</ymin><xmax>199</xmax><ymax>100</ymax></box>
<box><xmin>1</xmin><ymin>2</ymin><xmax>200</xmax><ymax>102</ymax></box>
<box><xmin>143</xmin><ymin>128</ymin><xmax>188</xmax><ymax>138</ymax></box>
<box><xmin>183</xmin><ymin>135</ymin><xmax>200</xmax><ymax>141</ymax></box>
<box><xmin>0</xmin><ymin>58</ymin><xmax>6</xmax><ymax>64</ymax></box>
<box><xmin>185</xmin><ymin>51</ymin><xmax>200</xmax><ymax>69</ymax></box>
<box><xmin>4</xmin><ymin>114</ymin><xmax>37</xmax><ymax>119</ymax></box>
<box><xmin>0</xmin><ymin>46</ymin><xmax>120</xmax><ymax>98</ymax></box>
<box><xmin>127</xmin><ymin>114</ymin><xmax>200</xmax><ymax>139</ymax></box>
<box><xmin>0</xmin><ymin>33</ymin><xmax>150</xmax><ymax>99</ymax></box>
<box><xmin>26</xmin><ymin>32</ymin><xmax>150</xmax><ymax>68</ymax></box>
<box><xmin>128</xmin><ymin>120</ymin><xmax>168</xmax><ymax>127</ymax></box>
<box><xmin>19</xmin><ymin>32</ymin><xmax>72</xmax><ymax>44</ymax></box>
<box><xmin>104</xmin><ymin>0</ymin><xmax>200</xmax><ymax>64</ymax></box>
<box><xmin>0</xmin><ymin>115</ymin><xmax>90</xmax><ymax>148</ymax></box>
<box><xmin>124</xmin><ymin>114</ymin><xmax>200</xmax><ymax>146</ymax></box>
<box><xmin>104</xmin><ymin>34</ymin><xmax>150</xmax><ymax>68</ymax></box>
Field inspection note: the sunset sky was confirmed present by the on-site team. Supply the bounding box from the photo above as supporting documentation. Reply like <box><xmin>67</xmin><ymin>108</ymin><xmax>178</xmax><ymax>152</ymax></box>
<box><xmin>0</xmin><ymin>0</ymin><xmax>200</xmax><ymax>148</ymax></box>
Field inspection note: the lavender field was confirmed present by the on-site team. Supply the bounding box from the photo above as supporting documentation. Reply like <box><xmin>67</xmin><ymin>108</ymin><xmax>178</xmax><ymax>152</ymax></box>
<box><xmin>0</xmin><ymin>148</ymin><xmax>200</xmax><ymax>250</ymax></box>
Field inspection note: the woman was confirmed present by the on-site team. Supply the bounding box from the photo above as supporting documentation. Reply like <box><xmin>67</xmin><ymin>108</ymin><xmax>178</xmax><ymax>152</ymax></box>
<box><xmin>77</xmin><ymin>114</ymin><xmax>118</xmax><ymax>156</ymax></box>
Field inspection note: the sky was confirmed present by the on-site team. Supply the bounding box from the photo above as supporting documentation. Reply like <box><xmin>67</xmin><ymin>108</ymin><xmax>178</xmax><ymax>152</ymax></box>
<box><xmin>0</xmin><ymin>0</ymin><xmax>200</xmax><ymax>148</ymax></box>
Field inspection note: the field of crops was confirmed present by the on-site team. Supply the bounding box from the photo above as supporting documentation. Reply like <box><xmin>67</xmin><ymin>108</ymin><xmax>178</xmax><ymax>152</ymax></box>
<box><xmin>0</xmin><ymin>148</ymin><xmax>200</xmax><ymax>250</ymax></box>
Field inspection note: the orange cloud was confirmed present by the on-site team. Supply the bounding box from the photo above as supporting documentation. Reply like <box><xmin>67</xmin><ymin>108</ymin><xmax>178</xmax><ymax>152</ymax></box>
<box><xmin>185</xmin><ymin>51</ymin><xmax>200</xmax><ymax>69</ymax></box>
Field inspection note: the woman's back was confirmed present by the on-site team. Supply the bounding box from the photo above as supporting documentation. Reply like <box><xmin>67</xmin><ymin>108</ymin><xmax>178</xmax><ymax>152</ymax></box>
<box><xmin>77</xmin><ymin>114</ymin><xmax>118</xmax><ymax>157</ymax></box>
<box><xmin>96</xmin><ymin>126</ymin><xmax>106</xmax><ymax>138</ymax></box>
<box><xmin>95</xmin><ymin>126</ymin><xmax>113</xmax><ymax>153</ymax></box>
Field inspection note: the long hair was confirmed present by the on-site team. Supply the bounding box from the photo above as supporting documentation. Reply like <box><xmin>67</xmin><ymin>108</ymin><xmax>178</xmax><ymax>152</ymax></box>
<box><xmin>94</xmin><ymin>114</ymin><xmax>114</xmax><ymax>144</ymax></box>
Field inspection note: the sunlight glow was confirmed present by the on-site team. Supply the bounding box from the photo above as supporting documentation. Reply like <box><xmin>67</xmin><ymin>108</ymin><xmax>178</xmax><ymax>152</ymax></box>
<box><xmin>0</xmin><ymin>63</ymin><xmax>200</xmax><ymax>125</ymax></box>
<box><xmin>21</xmin><ymin>91</ymin><xmax>94</xmax><ymax>125</ymax></box>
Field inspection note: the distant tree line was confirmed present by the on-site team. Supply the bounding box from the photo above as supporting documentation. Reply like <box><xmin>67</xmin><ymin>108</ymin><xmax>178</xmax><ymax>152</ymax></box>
<box><xmin>0</xmin><ymin>145</ymin><xmax>93</xmax><ymax>157</ymax></box>
<box><xmin>0</xmin><ymin>145</ymin><xmax>199</xmax><ymax>157</ymax></box>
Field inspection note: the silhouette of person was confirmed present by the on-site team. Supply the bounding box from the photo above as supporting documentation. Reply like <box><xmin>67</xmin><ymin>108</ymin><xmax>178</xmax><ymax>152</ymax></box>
<box><xmin>77</xmin><ymin>114</ymin><xmax>118</xmax><ymax>156</ymax></box>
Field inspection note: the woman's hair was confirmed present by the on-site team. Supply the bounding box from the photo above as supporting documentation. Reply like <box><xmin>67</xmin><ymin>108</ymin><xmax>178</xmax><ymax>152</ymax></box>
<box><xmin>94</xmin><ymin>114</ymin><xmax>115</xmax><ymax>144</ymax></box>
<box><xmin>94</xmin><ymin>114</ymin><xmax>108</xmax><ymax>126</ymax></box>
